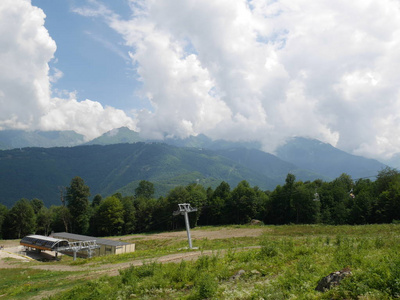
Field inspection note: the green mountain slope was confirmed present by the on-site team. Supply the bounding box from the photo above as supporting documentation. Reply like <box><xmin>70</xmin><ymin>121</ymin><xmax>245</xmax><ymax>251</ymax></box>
<box><xmin>0</xmin><ymin>143</ymin><xmax>280</xmax><ymax>207</ymax></box>
<box><xmin>214</xmin><ymin>148</ymin><xmax>330</xmax><ymax>183</ymax></box>
<box><xmin>276</xmin><ymin>137</ymin><xmax>387</xmax><ymax>180</ymax></box>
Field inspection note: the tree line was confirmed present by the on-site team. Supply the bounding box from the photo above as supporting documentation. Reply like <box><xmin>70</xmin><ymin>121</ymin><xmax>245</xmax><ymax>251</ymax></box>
<box><xmin>1</xmin><ymin>167</ymin><xmax>400</xmax><ymax>239</ymax></box>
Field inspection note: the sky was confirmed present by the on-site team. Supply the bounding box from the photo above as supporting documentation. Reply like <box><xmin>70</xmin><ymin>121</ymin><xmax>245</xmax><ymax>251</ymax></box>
<box><xmin>1</xmin><ymin>0</ymin><xmax>400</xmax><ymax>161</ymax></box>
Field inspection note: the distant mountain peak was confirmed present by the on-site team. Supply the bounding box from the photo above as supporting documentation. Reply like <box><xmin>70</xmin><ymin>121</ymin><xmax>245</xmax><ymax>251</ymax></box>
<box><xmin>285</xmin><ymin>136</ymin><xmax>332</xmax><ymax>146</ymax></box>
<box><xmin>276</xmin><ymin>137</ymin><xmax>386</xmax><ymax>179</ymax></box>
<box><xmin>85</xmin><ymin>127</ymin><xmax>143</xmax><ymax>145</ymax></box>
<box><xmin>105</xmin><ymin>128</ymin><xmax>122</xmax><ymax>137</ymax></box>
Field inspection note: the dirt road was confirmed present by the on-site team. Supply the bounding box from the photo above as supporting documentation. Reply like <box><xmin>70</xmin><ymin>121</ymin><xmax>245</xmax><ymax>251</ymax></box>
<box><xmin>114</xmin><ymin>227</ymin><xmax>266</xmax><ymax>242</ymax></box>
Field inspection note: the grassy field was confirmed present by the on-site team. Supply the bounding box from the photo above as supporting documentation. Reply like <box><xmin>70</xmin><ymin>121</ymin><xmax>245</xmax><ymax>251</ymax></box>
<box><xmin>1</xmin><ymin>224</ymin><xmax>400</xmax><ymax>299</ymax></box>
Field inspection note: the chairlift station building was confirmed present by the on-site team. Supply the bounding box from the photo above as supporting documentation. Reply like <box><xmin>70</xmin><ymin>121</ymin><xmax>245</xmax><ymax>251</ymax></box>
<box><xmin>20</xmin><ymin>233</ymin><xmax>135</xmax><ymax>259</ymax></box>
<box><xmin>51</xmin><ymin>232</ymin><xmax>135</xmax><ymax>257</ymax></box>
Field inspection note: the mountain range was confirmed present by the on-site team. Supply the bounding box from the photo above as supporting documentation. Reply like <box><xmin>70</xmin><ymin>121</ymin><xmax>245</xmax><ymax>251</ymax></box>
<box><xmin>0</xmin><ymin>129</ymin><xmax>85</xmax><ymax>149</ymax></box>
<box><xmin>0</xmin><ymin>128</ymin><xmax>389</xmax><ymax>207</ymax></box>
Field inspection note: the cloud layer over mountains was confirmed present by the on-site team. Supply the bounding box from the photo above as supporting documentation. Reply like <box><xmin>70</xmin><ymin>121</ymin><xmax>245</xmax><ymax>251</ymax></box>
<box><xmin>2</xmin><ymin>0</ymin><xmax>400</xmax><ymax>160</ymax></box>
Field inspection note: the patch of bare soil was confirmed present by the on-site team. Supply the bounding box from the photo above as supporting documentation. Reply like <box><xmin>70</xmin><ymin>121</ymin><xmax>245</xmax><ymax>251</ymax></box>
<box><xmin>0</xmin><ymin>239</ymin><xmax>20</xmax><ymax>248</ymax></box>
<box><xmin>113</xmin><ymin>227</ymin><xmax>267</xmax><ymax>242</ymax></box>
<box><xmin>0</xmin><ymin>246</ymin><xmax>31</xmax><ymax>269</ymax></box>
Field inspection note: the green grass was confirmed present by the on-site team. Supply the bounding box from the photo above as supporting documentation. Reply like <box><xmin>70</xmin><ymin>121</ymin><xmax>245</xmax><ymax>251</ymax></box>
<box><xmin>2</xmin><ymin>224</ymin><xmax>400</xmax><ymax>299</ymax></box>
<box><xmin>0</xmin><ymin>268</ymin><xmax>85</xmax><ymax>299</ymax></box>
<box><xmin>64</xmin><ymin>235</ymin><xmax>261</xmax><ymax>268</ymax></box>
<box><xmin>263</xmin><ymin>223</ymin><xmax>400</xmax><ymax>237</ymax></box>
<box><xmin>51</xmin><ymin>231</ymin><xmax>400</xmax><ymax>299</ymax></box>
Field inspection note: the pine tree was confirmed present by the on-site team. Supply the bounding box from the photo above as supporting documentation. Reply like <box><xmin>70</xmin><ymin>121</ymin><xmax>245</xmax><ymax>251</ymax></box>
<box><xmin>66</xmin><ymin>176</ymin><xmax>90</xmax><ymax>234</ymax></box>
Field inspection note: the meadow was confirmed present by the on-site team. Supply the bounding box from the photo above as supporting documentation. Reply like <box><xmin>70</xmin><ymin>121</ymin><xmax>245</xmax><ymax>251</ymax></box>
<box><xmin>1</xmin><ymin>224</ymin><xmax>400</xmax><ymax>299</ymax></box>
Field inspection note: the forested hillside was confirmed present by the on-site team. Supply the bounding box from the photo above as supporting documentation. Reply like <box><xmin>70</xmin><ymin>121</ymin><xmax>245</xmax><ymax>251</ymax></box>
<box><xmin>0</xmin><ymin>143</ymin><xmax>283</xmax><ymax>207</ymax></box>
<box><xmin>1</xmin><ymin>168</ymin><xmax>400</xmax><ymax>240</ymax></box>
<box><xmin>214</xmin><ymin>148</ymin><xmax>331</xmax><ymax>183</ymax></box>
<box><xmin>0</xmin><ymin>136</ymin><xmax>390</xmax><ymax>208</ymax></box>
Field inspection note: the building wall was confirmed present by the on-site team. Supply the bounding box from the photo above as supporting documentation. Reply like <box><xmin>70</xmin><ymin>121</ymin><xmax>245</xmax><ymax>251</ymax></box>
<box><xmin>115</xmin><ymin>243</ymin><xmax>136</xmax><ymax>254</ymax></box>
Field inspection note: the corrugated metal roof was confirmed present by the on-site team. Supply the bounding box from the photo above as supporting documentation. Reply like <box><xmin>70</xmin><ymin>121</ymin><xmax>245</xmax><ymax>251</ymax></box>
<box><xmin>20</xmin><ymin>234</ymin><xmax>69</xmax><ymax>250</ymax></box>
<box><xmin>51</xmin><ymin>232</ymin><xmax>131</xmax><ymax>247</ymax></box>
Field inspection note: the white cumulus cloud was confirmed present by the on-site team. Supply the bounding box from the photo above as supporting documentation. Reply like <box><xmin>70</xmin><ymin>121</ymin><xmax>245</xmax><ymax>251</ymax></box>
<box><xmin>101</xmin><ymin>0</ymin><xmax>400</xmax><ymax>159</ymax></box>
<box><xmin>0</xmin><ymin>0</ymin><xmax>136</xmax><ymax>140</ymax></box>
<box><xmin>4</xmin><ymin>0</ymin><xmax>400</xmax><ymax>160</ymax></box>
<box><xmin>0</xmin><ymin>0</ymin><xmax>55</xmax><ymax>130</ymax></box>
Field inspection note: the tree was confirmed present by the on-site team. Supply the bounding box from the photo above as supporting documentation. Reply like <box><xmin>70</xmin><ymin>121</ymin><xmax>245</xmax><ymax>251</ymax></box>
<box><xmin>36</xmin><ymin>207</ymin><xmax>53</xmax><ymax>236</ymax></box>
<box><xmin>92</xmin><ymin>194</ymin><xmax>102</xmax><ymax>207</ymax></box>
<box><xmin>268</xmin><ymin>174</ymin><xmax>297</xmax><ymax>224</ymax></box>
<box><xmin>66</xmin><ymin>176</ymin><xmax>90</xmax><ymax>234</ymax></box>
<box><xmin>199</xmin><ymin>182</ymin><xmax>230</xmax><ymax>226</ymax></box>
<box><xmin>167</xmin><ymin>186</ymin><xmax>190</xmax><ymax>230</ymax></box>
<box><xmin>49</xmin><ymin>205</ymin><xmax>70</xmax><ymax>233</ymax></box>
<box><xmin>226</xmin><ymin>181</ymin><xmax>258</xmax><ymax>224</ymax></box>
<box><xmin>185</xmin><ymin>183</ymin><xmax>207</xmax><ymax>227</ymax></box>
<box><xmin>330</xmin><ymin>174</ymin><xmax>352</xmax><ymax>224</ymax></box>
<box><xmin>203</xmin><ymin>195</ymin><xmax>226</xmax><ymax>225</ymax></box>
<box><xmin>121</xmin><ymin>196</ymin><xmax>136</xmax><ymax>234</ymax></box>
<box><xmin>2</xmin><ymin>199</ymin><xmax>36</xmax><ymax>239</ymax></box>
<box><xmin>59</xmin><ymin>205</ymin><xmax>71</xmax><ymax>232</ymax></box>
<box><xmin>348</xmin><ymin>179</ymin><xmax>374</xmax><ymax>224</ymax></box>
<box><xmin>319</xmin><ymin>191</ymin><xmax>334</xmax><ymax>224</ymax></box>
<box><xmin>292</xmin><ymin>183</ymin><xmax>319</xmax><ymax>224</ymax></box>
<box><xmin>0</xmin><ymin>204</ymin><xmax>8</xmax><ymax>239</ymax></box>
<box><xmin>30</xmin><ymin>198</ymin><xmax>44</xmax><ymax>214</ymax></box>
<box><xmin>284</xmin><ymin>173</ymin><xmax>296</xmax><ymax>222</ymax></box>
<box><xmin>135</xmin><ymin>180</ymin><xmax>155</xmax><ymax>199</ymax></box>
<box><xmin>375</xmin><ymin>167</ymin><xmax>400</xmax><ymax>195</ymax></box>
<box><xmin>213</xmin><ymin>181</ymin><xmax>231</xmax><ymax>200</ymax></box>
<box><xmin>268</xmin><ymin>185</ymin><xmax>286</xmax><ymax>224</ymax></box>
<box><xmin>134</xmin><ymin>197</ymin><xmax>159</xmax><ymax>232</ymax></box>
<box><xmin>376</xmin><ymin>180</ymin><xmax>400</xmax><ymax>223</ymax></box>
<box><xmin>252</xmin><ymin>186</ymin><xmax>269</xmax><ymax>222</ymax></box>
<box><xmin>96</xmin><ymin>196</ymin><xmax>124</xmax><ymax>236</ymax></box>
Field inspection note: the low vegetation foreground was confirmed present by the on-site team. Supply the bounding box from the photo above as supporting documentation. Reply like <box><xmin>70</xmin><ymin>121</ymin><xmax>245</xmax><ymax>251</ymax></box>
<box><xmin>1</xmin><ymin>224</ymin><xmax>400</xmax><ymax>299</ymax></box>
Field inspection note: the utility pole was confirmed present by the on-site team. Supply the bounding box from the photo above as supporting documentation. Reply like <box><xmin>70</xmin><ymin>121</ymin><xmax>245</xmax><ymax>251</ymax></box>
<box><xmin>173</xmin><ymin>203</ymin><xmax>197</xmax><ymax>249</ymax></box>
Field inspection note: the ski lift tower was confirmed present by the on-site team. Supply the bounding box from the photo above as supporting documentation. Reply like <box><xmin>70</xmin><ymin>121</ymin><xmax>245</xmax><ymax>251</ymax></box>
<box><xmin>173</xmin><ymin>203</ymin><xmax>197</xmax><ymax>249</ymax></box>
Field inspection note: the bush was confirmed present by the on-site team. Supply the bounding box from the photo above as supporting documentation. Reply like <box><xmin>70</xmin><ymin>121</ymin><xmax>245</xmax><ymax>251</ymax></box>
<box><xmin>259</xmin><ymin>242</ymin><xmax>279</xmax><ymax>259</ymax></box>
<box><xmin>193</xmin><ymin>273</ymin><xmax>218</xmax><ymax>300</ymax></box>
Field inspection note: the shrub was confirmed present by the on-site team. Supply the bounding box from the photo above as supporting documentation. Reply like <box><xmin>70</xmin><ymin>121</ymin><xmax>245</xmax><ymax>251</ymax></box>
<box><xmin>193</xmin><ymin>273</ymin><xmax>218</xmax><ymax>300</ymax></box>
